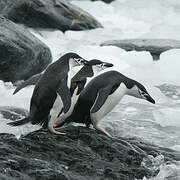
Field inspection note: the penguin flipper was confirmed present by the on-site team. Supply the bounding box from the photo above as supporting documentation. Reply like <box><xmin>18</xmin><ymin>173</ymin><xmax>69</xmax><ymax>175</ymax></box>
<box><xmin>91</xmin><ymin>86</ymin><xmax>112</xmax><ymax>113</ymax></box>
<box><xmin>56</xmin><ymin>77</ymin><xmax>71</xmax><ymax>114</ymax></box>
<box><xmin>76</xmin><ymin>80</ymin><xmax>86</xmax><ymax>95</ymax></box>
<box><xmin>70</xmin><ymin>80</ymin><xmax>86</xmax><ymax>96</ymax></box>
<box><xmin>13</xmin><ymin>73</ymin><xmax>42</xmax><ymax>94</ymax></box>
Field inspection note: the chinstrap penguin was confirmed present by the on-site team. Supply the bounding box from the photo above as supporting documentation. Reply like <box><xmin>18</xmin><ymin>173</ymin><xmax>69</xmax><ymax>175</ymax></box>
<box><xmin>54</xmin><ymin>59</ymin><xmax>114</xmax><ymax>127</ymax></box>
<box><xmin>57</xmin><ymin>70</ymin><xmax>155</xmax><ymax>137</ymax></box>
<box><xmin>8</xmin><ymin>52</ymin><xmax>88</xmax><ymax>135</ymax></box>
<box><xmin>13</xmin><ymin>60</ymin><xmax>113</xmax><ymax>95</ymax></box>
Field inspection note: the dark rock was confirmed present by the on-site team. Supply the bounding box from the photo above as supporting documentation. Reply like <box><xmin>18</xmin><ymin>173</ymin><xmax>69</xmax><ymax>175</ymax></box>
<box><xmin>90</xmin><ymin>0</ymin><xmax>115</xmax><ymax>3</ymax></box>
<box><xmin>69</xmin><ymin>0</ymin><xmax>115</xmax><ymax>3</ymax></box>
<box><xmin>101</xmin><ymin>39</ymin><xmax>180</xmax><ymax>61</ymax></box>
<box><xmin>0</xmin><ymin>106</ymin><xmax>28</xmax><ymax>121</ymax></box>
<box><xmin>0</xmin><ymin>126</ymin><xmax>180</xmax><ymax>180</ymax></box>
<box><xmin>0</xmin><ymin>16</ymin><xmax>52</xmax><ymax>82</ymax></box>
<box><xmin>0</xmin><ymin>0</ymin><xmax>102</xmax><ymax>32</ymax></box>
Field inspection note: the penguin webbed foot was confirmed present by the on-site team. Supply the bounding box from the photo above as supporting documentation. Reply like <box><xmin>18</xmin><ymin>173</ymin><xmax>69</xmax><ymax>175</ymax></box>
<box><xmin>48</xmin><ymin>127</ymin><xmax>65</xmax><ymax>135</ymax></box>
<box><xmin>93</xmin><ymin>125</ymin><xmax>111</xmax><ymax>137</ymax></box>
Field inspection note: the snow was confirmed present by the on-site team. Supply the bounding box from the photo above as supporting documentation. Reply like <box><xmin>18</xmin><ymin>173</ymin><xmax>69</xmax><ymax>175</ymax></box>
<box><xmin>1</xmin><ymin>0</ymin><xmax>180</xmax><ymax>178</ymax></box>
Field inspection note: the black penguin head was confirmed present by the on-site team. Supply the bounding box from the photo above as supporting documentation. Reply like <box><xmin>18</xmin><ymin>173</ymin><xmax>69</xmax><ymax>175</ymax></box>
<box><xmin>89</xmin><ymin>59</ymin><xmax>113</xmax><ymax>74</ymax></box>
<box><xmin>64</xmin><ymin>52</ymin><xmax>89</xmax><ymax>67</ymax></box>
<box><xmin>128</xmin><ymin>81</ymin><xmax>155</xmax><ymax>104</ymax></box>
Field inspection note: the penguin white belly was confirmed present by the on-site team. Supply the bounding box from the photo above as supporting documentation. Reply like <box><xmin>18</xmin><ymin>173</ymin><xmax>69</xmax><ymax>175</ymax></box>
<box><xmin>56</xmin><ymin>87</ymin><xmax>79</xmax><ymax>123</ymax></box>
<box><xmin>91</xmin><ymin>83</ymin><xmax>127</xmax><ymax>126</ymax></box>
<box><xmin>67</xmin><ymin>70</ymin><xmax>73</xmax><ymax>88</ymax></box>
<box><xmin>49</xmin><ymin>94</ymin><xmax>63</xmax><ymax>127</ymax></box>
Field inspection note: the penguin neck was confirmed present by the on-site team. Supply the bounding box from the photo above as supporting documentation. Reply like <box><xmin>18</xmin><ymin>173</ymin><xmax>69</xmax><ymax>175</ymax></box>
<box><xmin>92</xmin><ymin>66</ymin><xmax>102</xmax><ymax>76</ymax></box>
<box><xmin>68</xmin><ymin>58</ymin><xmax>75</xmax><ymax>71</ymax></box>
<box><xmin>72</xmin><ymin>65</ymin><xmax>94</xmax><ymax>82</ymax></box>
<box><xmin>126</xmin><ymin>84</ymin><xmax>141</xmax><ymax>99</ymax></box>
<box><xmin>79</xmin><ymin>65</ymin><xmax>94</xmax><ymax>77</ymax></box>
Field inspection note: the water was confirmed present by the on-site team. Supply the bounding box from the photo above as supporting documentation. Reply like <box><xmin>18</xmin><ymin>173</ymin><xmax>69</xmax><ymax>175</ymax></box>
<box><xmin>1</xmin><ymin>0</ymin><xmax>180</xmax><ymax>179</ymax></box>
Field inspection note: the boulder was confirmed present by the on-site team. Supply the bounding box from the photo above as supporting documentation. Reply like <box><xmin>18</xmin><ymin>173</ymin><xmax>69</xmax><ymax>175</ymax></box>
<box><xmin>0</xmin><ymin>106</ymin><xmax>28</xmax><ymax>121</ymax></box>
<box><xmin>89</xmin><ymin>0</ymin><xmax>115</xmax><ymax>3</ymax></box>
<box><xmin>101</xmin><ymin>39</ymin><xmax>180</xmax><ymax>60</ymax></box>
<box><xmin>0</xmin><ymin>125</ymin><xmax>180</xmax><ymax>180</ymax></box>
<box><xmin>0</xmin><ymin>16</ymin><xmax>52</xmax><ymax>82</ymax></box>
<box><xmin>0</xmin><ymin>0</ymin><xmax>102</xmax><ymax>32</ymax></box>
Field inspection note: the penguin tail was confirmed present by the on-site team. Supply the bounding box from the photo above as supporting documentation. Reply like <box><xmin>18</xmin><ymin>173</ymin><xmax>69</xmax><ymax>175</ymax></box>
<box><xmin>7</xmin><ymin>117</ymin><xmax>30</xmax><ymax>126</ymax></box>
<box><xmin>13</xmin><ymin>73</ymin><xmax>41</xmax><ymax>94</ymax></box>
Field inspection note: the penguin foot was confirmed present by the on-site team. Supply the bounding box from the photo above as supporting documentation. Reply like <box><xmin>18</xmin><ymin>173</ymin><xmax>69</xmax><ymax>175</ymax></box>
<box><xmin>48</xmin><ymin>127</ymin><xmax>65</xmax><ymax>135</ymax></box>
<box><xmin>53</xmin><ymin>121</ymin><xmax>64</xmax><ymax>128</ymax></box>
<box><xmin>93</xmin><ymin>125</ymin><xmax>111</xmax><ymax>137</ymax></box>
<box><xmin>86</xmin><ymin>123</ymin><xmax>93</xmax><ymax>129</ymax></box>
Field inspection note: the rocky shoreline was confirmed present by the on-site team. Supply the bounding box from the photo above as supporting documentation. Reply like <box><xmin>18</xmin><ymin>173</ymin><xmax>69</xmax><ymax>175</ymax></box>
<box><xmin>1</xmin><ymin>125</ymin><xmax>180</xmax><ymax>180</ymax></box>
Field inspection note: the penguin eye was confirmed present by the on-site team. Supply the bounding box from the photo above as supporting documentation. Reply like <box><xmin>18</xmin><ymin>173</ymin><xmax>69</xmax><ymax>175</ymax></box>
<box><xmin>73</xmin><ymin>58</ymin><xmax>82</xmax><ymax>64</ymax></box>
<box><xmin>73</xmin><ymin>58</ymin><xmax>79</xmax><ymax>62</ymax></box>
<box><xmin>141</xmin><ymin>91</ymin><xmax>146</xmax><ymax>95</ymax></box>
<box><xmin>97</xmin><ymin>64</ymin><xmax>104</xmax><ymax>68</ymax></box>
<box><xmin>138</xmin><ymin>89</ymin><xmax>146</xmax><ymax>98</ymax></box>
<box><xmin>141</xmin><ymin>91</ymin><xmax>148</xmax><ymax>97</ymax></box>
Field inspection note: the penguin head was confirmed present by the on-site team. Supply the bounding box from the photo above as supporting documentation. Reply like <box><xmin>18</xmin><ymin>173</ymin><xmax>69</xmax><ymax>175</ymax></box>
<box><xmin>127</xmin><ymin>81</ymin><xmax>155</xmax><ymax>104</ymax></box>
<box><xmin>89</xmin><ymin>59</ymin><xmax>113</xmax><ymax>74</ymax></box>
<box><xmin>65</xmin><ymin>52</ymin><xmax>89</xmax><ymax>67</ymax></box>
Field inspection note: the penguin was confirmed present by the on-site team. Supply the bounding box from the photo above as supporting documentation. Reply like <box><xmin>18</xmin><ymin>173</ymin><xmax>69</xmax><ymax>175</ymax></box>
<box><xmin>54</xmin><ymin>59</ymin><xmax>114</xmax><ymax>127</ymax></box>
<box><xmin>13</xmin><ymin>60</ymin><xmax>113</xmax><ymax>95</ymax></box>
<box><xmin>57</xmin><ymin>70</ymin><xmax>155</xmax><ymax>137</ymax></box>
<box><xmin>8</xmin><ymin>52</ymin><xmax>88</xmax><ymax>135</ymax></box>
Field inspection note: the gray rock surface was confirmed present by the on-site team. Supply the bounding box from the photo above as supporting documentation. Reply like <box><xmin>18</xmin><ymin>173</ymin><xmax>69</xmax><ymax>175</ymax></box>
<box><xmin>0</xmin><ymin>124</ymin><xmax>180</xmax><ymax>179</ymax></box>
<box><xmin>0</xmin><ymin>16</ymin><xmax>52</xmax><ymax>82</ymax></box>
<box><xmin>1</xmin><ymin>106</ymin><xmax>180</xmax><ymax>179</ymax></box>
<box><xmin>0</xmin><ymin>0</ymin><xmax>102</xmax><ymax>32</ymax></box>
<box><xmin>0</xmin><ymin>106</ymin><xmax>28</xmax><ymax>121</ymax></box>
<box><xmin>101</xmin><ymin>39</ymin><xmax>180</xmax><ymax>60</ymax></box>
<box><xmin>90</xmin><ymin>0</ymin><xmax>115</xmax><ymax>3</ymax></box>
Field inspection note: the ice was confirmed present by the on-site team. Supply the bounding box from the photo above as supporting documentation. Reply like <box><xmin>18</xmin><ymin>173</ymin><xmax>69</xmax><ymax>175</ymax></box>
<box><xmin>0</xmin><ymin>80</ymin><xmax>32</xmax><ymax>109</ymax></box>
<box><xmin>0</xmin><ymin>80</ymin><xmax>35</xmax><ymax>136</ymax></box>
<box><xmin>147</xmin><ymin>87</ymin><xmax>169</xmax><ymax>104</ymax></box>
<box><xmin>153</xmin><ymin>108</ymin><xmax>180</xmax><ymax>127</ymax></box>
<box><xmin>141</xmin><ymin>155</ymin><xmax>165</xmax><ymax>173</ymax></box>
<box><xmin>120</xmin><ymin>51</ymin><xmax>153</xmax><ymax>68</ymax></box>
<box><xmin>171</xmin><ymin>145</ymin><xmax>180</xmax><ymax>152</ymax></box>
<box><xmin>118</xmin><ymin>49</ymin><xmax>180</xmax><ymax>86</ymax></box>
<box><xmin>144</xmin><ymin>161</ymin><xmax>180</xmax><ymax>180</ymax></box>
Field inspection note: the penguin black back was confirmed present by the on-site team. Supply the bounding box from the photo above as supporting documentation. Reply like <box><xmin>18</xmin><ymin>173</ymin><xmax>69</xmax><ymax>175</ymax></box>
<box><xmin>62</xmin><ymin>70</ymin><xmax>155</xmax><ymax>128</ymax></box>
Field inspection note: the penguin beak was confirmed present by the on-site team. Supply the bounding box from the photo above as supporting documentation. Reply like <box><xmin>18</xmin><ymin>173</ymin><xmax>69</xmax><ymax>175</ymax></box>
<box><xmin>104</xmin><ymin>63</ymin><xmax>114</xmax><ymax>68</ymax></box>
<box><xmin>79</xmin><ymin>59</ymin><xmax>89</xmax><ymax>65</ymax></box>
<box><xmin>146</xmin><ymin>95</ymin><xmax>155</xmax><ymax>104</ymax></box>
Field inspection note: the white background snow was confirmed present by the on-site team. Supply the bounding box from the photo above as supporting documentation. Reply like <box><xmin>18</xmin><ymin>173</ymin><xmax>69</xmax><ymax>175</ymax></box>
<box><xmin>1</xmin><ymin>0</ymin><xmax>180</xmax><ymax>179</ymax></box>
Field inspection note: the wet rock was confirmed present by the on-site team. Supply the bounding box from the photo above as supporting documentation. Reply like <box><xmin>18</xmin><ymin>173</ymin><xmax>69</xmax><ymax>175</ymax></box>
<box><xmin>0</xmin><ymin>0</ymin><xmax>102</xmax><ymax>32</ymax></box>
<box><xmin>0</xmin><ymin>126</ymin><xmax>180</xmax><ymax>180</ymax></box>
<box><xmin>0</xmin><ymin>106</ymin><xmax>28</xmax><ymax>121</ymax></box>
<box><xmin>90</xmin><ymin>0</ymin><xmax>115</xmax><ymax>3</ymax></box>
<box><xmin>0</xmin><ymin>16</ymin><xmax>52</xmax><ymax>82</ymax></box>
<box><xmin>101</xmin><ymin>39</ymin><xmax>180</xmax><ymax>60</ymax></box>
